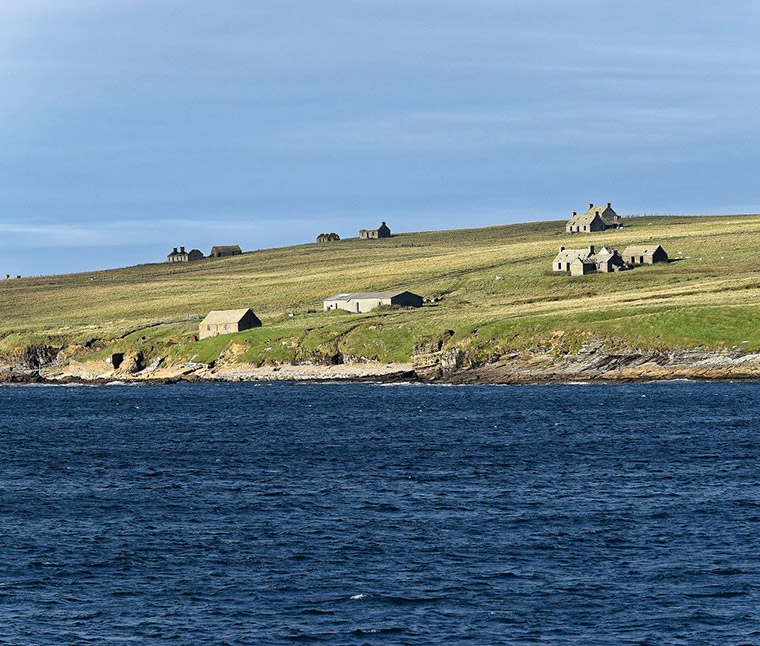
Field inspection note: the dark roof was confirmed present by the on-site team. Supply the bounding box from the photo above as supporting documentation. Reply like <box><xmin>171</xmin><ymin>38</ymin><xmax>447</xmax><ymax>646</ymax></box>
<box><xmin>324</xmin><ymin>291</ymin><xmax>409</xmax><ymax>302</ymax></box>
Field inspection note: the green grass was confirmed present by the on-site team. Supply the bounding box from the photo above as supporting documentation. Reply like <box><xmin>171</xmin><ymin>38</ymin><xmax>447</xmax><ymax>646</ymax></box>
<box><xmin>3</xmin><ymin>214</ymin><xmax>760</xmax><ymax>367</ymax></box>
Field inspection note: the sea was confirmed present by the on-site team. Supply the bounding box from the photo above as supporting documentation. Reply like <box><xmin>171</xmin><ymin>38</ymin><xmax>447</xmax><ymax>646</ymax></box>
<box><xmin>1</xmin><ymin>381</ymin><xmax>759</xmax><ymax>644</ymax></box>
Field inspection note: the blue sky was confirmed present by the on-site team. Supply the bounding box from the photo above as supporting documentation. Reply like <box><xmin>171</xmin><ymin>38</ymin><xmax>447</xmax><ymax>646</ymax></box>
<box><xmin>1</xmin><ymin>0</ymin><xmax>759</xmax><ymax>275</ymax></box>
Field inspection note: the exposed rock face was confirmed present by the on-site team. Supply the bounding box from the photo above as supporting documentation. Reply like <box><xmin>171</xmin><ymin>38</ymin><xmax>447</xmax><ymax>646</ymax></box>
<box><xmin>414</xmin><ymin>348</ymin><xmax>471</xmax><ymax>380</ymax></box>
<box><xmin>12</xmin><ymin>344</ymin><xmax>60</xmax><ymax>369</ymax></box>
<box><xmin>447</xmin><ymin>343</ymin><xmax>760</xmax><ymax>384</ymax></box>
<box><xmin>413</xmin><ymin>330</ymin><xmax>466</xmax><ymax>380</ymax></box>
<box><xmin>116</xmin><ymin>351</ymin><xmax>144</xmax><ymax>375</ymax></box>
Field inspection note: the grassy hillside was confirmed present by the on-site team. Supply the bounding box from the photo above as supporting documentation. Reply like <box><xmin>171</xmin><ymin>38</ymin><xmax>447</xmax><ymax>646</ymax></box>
<box><xmin>3</xmin><ymin>215</ymin><xmax>760</xmax><ymax>366</ymax></box>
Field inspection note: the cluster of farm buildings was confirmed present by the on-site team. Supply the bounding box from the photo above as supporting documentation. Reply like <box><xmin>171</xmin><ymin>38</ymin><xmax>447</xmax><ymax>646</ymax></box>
<box><xmin>556</xmin><ymin>203</ymin><xmax>668</xmax><ymax>276</ymax></box>
<box><xmin>171</xmin><ymin>205</ymin><xmax>670</xmax><ymax>339</ymax></box>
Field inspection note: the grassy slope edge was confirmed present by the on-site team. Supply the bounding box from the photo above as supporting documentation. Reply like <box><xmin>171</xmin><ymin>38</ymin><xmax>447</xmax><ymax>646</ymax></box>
<box><xmin>2</xmin><ymin>215</ymin><xmax>760</xmax><ymax>369</ymax></box>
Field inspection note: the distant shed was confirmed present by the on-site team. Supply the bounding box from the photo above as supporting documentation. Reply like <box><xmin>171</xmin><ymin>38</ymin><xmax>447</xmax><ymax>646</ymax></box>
<box><xmin>323</xmin><ymin>290</ymin><xmax>423</xmax><ymax>313</ymax></box>
<box><xmin>209</xmin><ymin>245</ymin><xmax>242</xmax><ymax>258</ymax></box>
<box><xmin>199</xmin><ymin>308</ymin><xmax>261</xmax><ymax>339</ymax></box>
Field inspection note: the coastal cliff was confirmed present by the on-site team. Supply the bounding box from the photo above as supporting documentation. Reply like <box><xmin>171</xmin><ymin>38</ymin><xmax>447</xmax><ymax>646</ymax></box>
<box><xmin>3</xmin><ymin>337</ymin><xmax>760</xmax><ymax>384</ymax></box>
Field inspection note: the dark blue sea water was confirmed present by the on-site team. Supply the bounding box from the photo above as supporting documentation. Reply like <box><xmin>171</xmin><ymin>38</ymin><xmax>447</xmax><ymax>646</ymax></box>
<box><xmin>1</xmin><ymin>382</ymin><xmax>759</xmax><ymax>644</ymax></box>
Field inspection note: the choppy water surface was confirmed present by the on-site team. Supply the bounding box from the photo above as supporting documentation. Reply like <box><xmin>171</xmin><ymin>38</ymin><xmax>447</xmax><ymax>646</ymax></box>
<box><xmin>1</xmin><ymin>382</ymin><xmax>759</xmax><ymax>644</ymax></box>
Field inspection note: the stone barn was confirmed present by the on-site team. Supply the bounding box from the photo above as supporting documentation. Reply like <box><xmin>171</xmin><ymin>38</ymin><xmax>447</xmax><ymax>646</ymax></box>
<box><xmin>359</xmin><ymin>222</ymin><xmax>391</xmax><ymax>239</ymax></box>
<box><xmin>167</xmin><ymin>246</ymin><xmax>204</xmax><ymax>262</ymax></box>
<box><xmin>323</xmin><ymin>290</ymin><xmax>423</xmax><ymax>313</ymax></box>
<box><xmin>316</xmin><ymin>233</ymin><xmax>340</xmax><ymax>243</ymax></box>
<box><xmin>199</xmin><ymin>308</ymin><xmax>262</xmax><ymax>339</ymax></box>
<box><xmin>566</xmin><ymin>203</ymin><xmax>622</xmax><ymax>233</ymax></box>
<box><xmin>621</xmin><ymin>244</ymin><xmax>668</xmax><ymax>266</ymax></box>
<box><xmin>209</xmin><ymin>245</ymin><xmax>242</xmax><ymax>258</ymax></box>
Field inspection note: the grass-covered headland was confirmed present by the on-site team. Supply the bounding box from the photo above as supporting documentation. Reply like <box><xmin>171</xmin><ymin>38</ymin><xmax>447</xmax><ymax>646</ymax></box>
<box><xmin>2</xmin><ymin>215</ymin><xmax>760</xmax><ymax>379</ymax></box>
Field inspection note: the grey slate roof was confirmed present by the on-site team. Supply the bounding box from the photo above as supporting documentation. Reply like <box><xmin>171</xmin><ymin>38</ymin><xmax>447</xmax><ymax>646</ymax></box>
<box><xmin>554</xmin><ymin>248</ymin><xmax>592</xmax><ymax>264</ymax></box>
<box><xmin>568</xmin><ymin>204</ymin><xmax>618</xmax><ymax>226</ymax></box>
<box><xmin>568</xmin><ymin>212</ymin><xmax>604</xmax><ymax>226</ymax></box>
<box><xmin>622</xmin><ymin>245</ymin><xmax>663</xmax><ymax>257</ymax></box>
<box><xmin>324</xmin><ymin>291</ymin><xmax>406</xmax><ymax>302</ymax></box>
<box><xmin>592</xmin><ymin>246</ymin><xmax>619</xmax><ymax>262</ymax></box>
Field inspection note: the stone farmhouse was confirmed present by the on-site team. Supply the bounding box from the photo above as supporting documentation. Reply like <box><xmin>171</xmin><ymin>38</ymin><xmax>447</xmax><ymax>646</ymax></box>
<box><xmin>566</xmin><ymin>203</ymin><xmax>622</xmax><ymax>233</ymax></box>
<box><xmin>167</xmin><ymin>246</ymin><xmax>204</xmax><ymax>263</ymax></box>
<box><xmin>553</xmin><ymin>245</ymin><xmax>626</xmax><ymax>276</ymax></box>
<box><xmin>359</xmin><ymin>222</ymin><xmax>391</xmax><ymax>239</ymax></box>
<box><xmin>199</xmin><ymin>308</ymin><xmax>261</xmax><ymax>339</ymax></box>
<box><xmin>316</xmin><ymin>233</ymin><xmax>340</xmax><ymax>243</ymax></box>
<box><xmin>621</xmin><ymin>245</ymin><xmax>669</xmax><ymax>265</ymax></box>
<box><xmin>209</xmin><ymin>245</ymin><xmax>242</xmax><ymax>258</ymax></box>
<box><xmin>323</xmin><ymin>290</ymin><xmax>423</xmax><ymax>313</ymax></box>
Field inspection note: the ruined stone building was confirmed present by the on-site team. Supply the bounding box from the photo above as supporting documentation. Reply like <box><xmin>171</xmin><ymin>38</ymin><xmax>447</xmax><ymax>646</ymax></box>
<box><xmin>167</xmin><ymin>246</ymin><xmax>204</xmax><ymax>262</ymax></box>
<box><xmin>359</xmin><ymin>222</ymin><xmax>391</xmax><ymax>239</ymax></box>
<box><xmin>566</xmin><ymin>203</ymin><xmax>622</xmax><ymax>233</ymax></box>
<box><xmin>209</xmin><ymin>245</ymin><xmax>242</xmax><ymax>258</ymax></box>
<box><xmin>553</xmin><ymin>245</ymin><xmax>626</xmax><ymax>276</ymax></box>
<box><xmin>621</xmin><ymin>245</ymin><xmax>669</xmax><ymax>265</ymax></box>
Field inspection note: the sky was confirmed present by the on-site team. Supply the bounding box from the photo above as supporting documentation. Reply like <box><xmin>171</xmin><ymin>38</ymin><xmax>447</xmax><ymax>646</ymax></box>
<box><xmin>1</xmin><ymin>0</ymin><xmax>759</xmax><ymax>276</ymax></box>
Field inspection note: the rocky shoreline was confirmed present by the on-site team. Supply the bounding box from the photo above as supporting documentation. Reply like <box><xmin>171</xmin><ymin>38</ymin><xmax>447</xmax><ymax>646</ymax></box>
<box><xmin>2</xmin><ymin>340</ymin><xmax>760</xmax><ymax>385</ymax></box>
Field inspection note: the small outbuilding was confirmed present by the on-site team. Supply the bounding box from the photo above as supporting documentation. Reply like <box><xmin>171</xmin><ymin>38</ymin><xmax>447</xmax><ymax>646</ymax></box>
<box><xmin>167</xmin><ymin>246</ymin><xmax>204</xmax><ymax>262</ymax></box>
<box><xmin>359</xmin><ymin>222</ymin><xmax>391</xmax><ymax>239</ymax></box>
<box><xmin>323</xmin><ymin>290</ymin><xmax>423</xmax><ymax>313</ymax></box>
<box><xmin>592</xmin><ymin>246</ymin><xmax>626</xmax><ymax>273</ymax></box>
<box><xmin>569</xmin><ymin>256</ymin><xmax>596</xmax><ymax>276</ymax></box>
<box><xmin>621</xmin><ymin>245</ymin><xmax>668</xmax><ymax>266</ymax></box>
<box><xmin>199</xmin><ymin>308</ymin><xmax>262</xmax><ymax>339</ymax></box>
<box><xmin>317</xmin><ymin>233</ymin><xmax>340</xmax><ymax>243</ymax></box>
<box><xmin>209</xmin><ymin>245</ymin><xmax>242</xmax><ymax>258</ymax></box>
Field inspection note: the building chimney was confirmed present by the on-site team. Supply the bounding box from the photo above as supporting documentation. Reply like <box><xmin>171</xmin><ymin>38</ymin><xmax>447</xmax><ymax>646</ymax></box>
<box><xmin>588</xmin><ymin>245</ymin><xmax>595</xmax><ymax>255</ymax></box>
<box><xmin>589</xmin><ymin>203</ymin><xmax>594</xmax><ymax>209</ymax></box>
<box><xmin>180</xmin><ymin>246</ymin><xmax>185</xmax><ymax>253</ymax></box>
<box><xmin>607</xmin><ymin>202</ymin><xmax>611</xmax><ymax>208</ymax></box>
<box><xmin>572</xmin><ymin>211</ymin><xmax>577</xmax><ymax>216</ymax></box>
<box><xmin>172</xmin><ymin>247</ymin><xmax>177</xmax><ymax>254</ymax></box>
<box><xmin>559</xmin><ymin>246</ymin><xmax>565</xmax><ymax>252</ymax></box>
<box><xmin>381</xmin><ymin>221</ymin><xmax>386</xmax><ymax>226</ymax></box>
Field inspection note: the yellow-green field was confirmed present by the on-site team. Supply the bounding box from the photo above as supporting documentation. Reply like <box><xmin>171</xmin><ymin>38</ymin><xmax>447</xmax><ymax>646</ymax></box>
<box><xmin>3</xmin><ymin>215</ymin><xmax>760</xmax><ymax>365</ymax></box>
